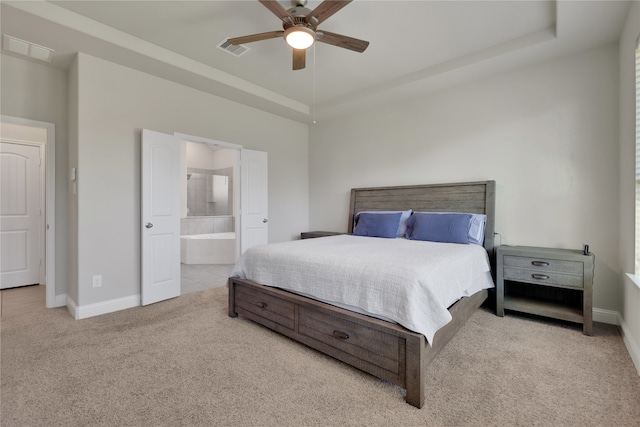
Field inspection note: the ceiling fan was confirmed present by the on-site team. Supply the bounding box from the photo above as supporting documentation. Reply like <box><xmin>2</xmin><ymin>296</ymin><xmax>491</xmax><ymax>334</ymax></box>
<box><xmin>227</xmin><ymin>0</ymin><xmax>369</xmax><ymax>70</ymax></box>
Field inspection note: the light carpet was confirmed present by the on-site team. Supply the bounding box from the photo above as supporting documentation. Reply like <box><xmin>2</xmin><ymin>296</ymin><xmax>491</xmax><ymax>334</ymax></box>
<box><xmin>1</xmin><ymin>286</ymin><xmax>639</xmax><ymax>426</ymax></box>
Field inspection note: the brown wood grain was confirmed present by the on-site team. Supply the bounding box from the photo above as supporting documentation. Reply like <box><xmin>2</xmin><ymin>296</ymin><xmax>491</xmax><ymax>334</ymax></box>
<box><xmin>229</xmin><ymin>181</ymin><xmax>496</xmax><ymax>407</ymax></box>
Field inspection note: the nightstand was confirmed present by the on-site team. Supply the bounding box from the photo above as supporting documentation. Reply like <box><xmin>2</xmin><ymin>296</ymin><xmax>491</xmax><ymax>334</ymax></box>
<box><xmin>496</xmin><ymin>246</ymin><xmax>595</xmax><ymax>335</ymax></box>
<box><xmin>300</xmin><ymin>231</ymin><xmax>344</xmax><ymax>239</ymax></box>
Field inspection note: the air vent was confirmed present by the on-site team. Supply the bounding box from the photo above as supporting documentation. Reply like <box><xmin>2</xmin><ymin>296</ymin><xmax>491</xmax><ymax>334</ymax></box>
<box><xmin>217</xmin><ymin>38</ymin><xmax>250</xmax><ymax>57</ymax></box>
<box><xmin>3</xmin><ymin>35</ymin><xmax>54</xmax><ymax>62</ymax></box>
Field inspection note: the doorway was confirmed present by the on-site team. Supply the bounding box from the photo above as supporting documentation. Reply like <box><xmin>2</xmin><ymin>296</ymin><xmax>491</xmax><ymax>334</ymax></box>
<box><xmin>179</xmin><ymin>137</ymin><xmax>240</xmax><ymax>294</ymax></box>
<box><xmin>180</xmin><ymin>140</ymin><xmax>239</xmax><ymax>294</ymax></box>
<box><xmin>141</xmin><ymin>129</ymin><xmax>267</xmax><ymax>305</ymax></box>
<box><xmin>0</xmin><ymin>116</ymin><xmax>56</xmax><ymax>308</ymax></box>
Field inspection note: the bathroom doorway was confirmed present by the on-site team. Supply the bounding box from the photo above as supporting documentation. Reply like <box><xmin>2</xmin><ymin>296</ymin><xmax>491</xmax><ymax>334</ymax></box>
<box><xmin>179</xmin><ymin>138</ymin><xmax>239</xmax><ymax>294</ymax></box>
<box><xmin>141</xmin><ymin>130</ymin><xmax>267</xmax><ymax>302</ymax></box>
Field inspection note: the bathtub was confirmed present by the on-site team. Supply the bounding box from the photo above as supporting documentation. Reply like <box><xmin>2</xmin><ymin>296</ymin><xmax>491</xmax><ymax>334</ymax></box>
<box><xmin>180</xmin><ymin>232</ymin><xmax>236</xmax><ymax>265</ymax></box>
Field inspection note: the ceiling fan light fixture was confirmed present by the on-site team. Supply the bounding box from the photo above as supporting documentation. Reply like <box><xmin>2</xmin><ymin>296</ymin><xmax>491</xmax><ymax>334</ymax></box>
<box><xmin>284</xmin><ymin>26</ymin><xmax>315</xmax><ymax>49</ymax></box>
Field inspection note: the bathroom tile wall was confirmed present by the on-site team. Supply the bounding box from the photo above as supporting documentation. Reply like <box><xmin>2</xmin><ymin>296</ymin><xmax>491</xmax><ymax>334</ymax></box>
<box><xmin>180</xmin><ymin>216</ymin><xmax>234</xmax><ymax>236</ymax></box>
<box><xmin>187</xmin><ymin>167</ymin><xmax>233</xmax><ymax>216</ymax></box>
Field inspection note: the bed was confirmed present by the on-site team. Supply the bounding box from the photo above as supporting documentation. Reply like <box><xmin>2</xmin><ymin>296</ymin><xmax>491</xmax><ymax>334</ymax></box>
<box><xmin>228</xmin><ymin>181</ymin><xmax>496</xmax><ymax>408</ymax></box>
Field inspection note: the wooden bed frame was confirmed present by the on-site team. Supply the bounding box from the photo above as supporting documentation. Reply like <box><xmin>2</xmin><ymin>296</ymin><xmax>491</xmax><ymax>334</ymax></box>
<box><xmin>229</xmin><ymin>181</ymin><xmax>496</xmax><ymax>408</ymax></box>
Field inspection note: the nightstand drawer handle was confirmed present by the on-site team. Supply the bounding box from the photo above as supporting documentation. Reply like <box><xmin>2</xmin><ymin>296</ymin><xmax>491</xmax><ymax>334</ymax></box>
<box><xmin>256</xmin><ymin>301</ymin><xmax>268</xmax><ymax>309</ymax></box>
<box><xmin>531</xmin><ymin>274</ymin><xmax>549</xmax><ymax>280</ymax></box>
<box><xmin>531</xmin><ymin>261</ymin><xmax>549</xmax><ymax>267</ymax></box>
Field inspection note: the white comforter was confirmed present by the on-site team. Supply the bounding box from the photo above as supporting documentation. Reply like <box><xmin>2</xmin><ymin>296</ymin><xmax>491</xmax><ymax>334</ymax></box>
<box><xmin>230</xmin><ymin>234</ymin><xmax>494</xmax><ymax>344</ymax></box>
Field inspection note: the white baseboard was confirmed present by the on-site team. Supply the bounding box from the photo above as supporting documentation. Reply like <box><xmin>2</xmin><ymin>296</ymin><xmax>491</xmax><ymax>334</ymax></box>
<box><xmin>592</xmin><ymin>307</ymin><xmax>620</xmax><ymax>325</ymax></box>
<box><xmin>67</xmin><ymin>294</ymin><xmax>140</xmax><ymax>320</ymax></box>
<box><xmin>592</xmin><ymin>307</ymin><xmax>640</xmax><ymax>375</ymax></box>
<box><xmin>47</xmin><ymin>293</ymin><xmax>67</xmax><ymax>308</ymax></box>
<box><xmin>620</xmin><ymin>316</ymin><xmax>640</xmax><ymax>375</ymax></box>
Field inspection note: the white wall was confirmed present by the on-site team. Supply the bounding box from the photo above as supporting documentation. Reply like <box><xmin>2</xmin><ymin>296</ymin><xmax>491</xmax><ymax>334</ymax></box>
<box><xmin>0</xmin><ymin>53</ymin><xmax>69</xmax><ymax>301</ymax></box>
<box><xmin>186</xmin><ymin>141</ymin><xmax>235</xmax><ymax>170</ymax></box>
<box><xmin>309</xmin><ymin>44</ymin><xmax>621</xmax><ymax>314</ymax></box>
<box><xmin>73</xmin><ymin>53</ymin><xmax>308</xmax><ymax>307</ymax></box>
<box><xmin>618</xmin><ymin>1</ymin><xmax>640</xmax><ymax>373</ymax></box>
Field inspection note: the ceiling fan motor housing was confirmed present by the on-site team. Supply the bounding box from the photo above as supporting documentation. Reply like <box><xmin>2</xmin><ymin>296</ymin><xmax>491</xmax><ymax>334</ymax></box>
<box><xmin>286</xmin><ymin>6</ymin><xmax>317</xmax><ymax>30</ymax></box>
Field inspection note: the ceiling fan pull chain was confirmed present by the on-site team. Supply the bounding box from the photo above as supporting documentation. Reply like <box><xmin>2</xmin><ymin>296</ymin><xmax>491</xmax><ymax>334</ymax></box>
<box><xmin>313</xmin><ymin>43</ymin><xmax>316</xmax><ymax>124</ymax></box>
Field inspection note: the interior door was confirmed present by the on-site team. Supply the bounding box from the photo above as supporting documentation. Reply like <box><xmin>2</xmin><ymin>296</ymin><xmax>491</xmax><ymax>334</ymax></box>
<box><xmin>141</xmin><ymin>129</ymin><xmax>181</xmax><ymax>305</ymax></box>
<box><xmin>240</xmin><ymin>149</ymin><xmax>268</xmax><ymax>253</ymax></box>
<box><xmin>0</xmin><ymin>142</ymin><xmax>42</xmax><ymax>289</ymax></box>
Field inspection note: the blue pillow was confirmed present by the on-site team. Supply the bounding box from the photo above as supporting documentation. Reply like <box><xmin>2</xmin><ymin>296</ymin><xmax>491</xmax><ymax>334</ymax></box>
<box><xmin>354</xmin><ymin>210</ymin><xmax>412</xmax><ymax>237</ymax></box>
<box><xmin>408</xmin><ymin>212</ymin><xmax>472</xmax><ymax>244</ymax></box>
<box><xmin>353</xmin><ymin>212</ymin><xmax>402</xmax><ymax>238</ymax></box>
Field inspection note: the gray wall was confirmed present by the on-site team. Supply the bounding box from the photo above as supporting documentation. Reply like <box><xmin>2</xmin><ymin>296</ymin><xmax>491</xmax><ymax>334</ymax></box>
<box><xmin>73</xmin><ymin>53</ymin><xmax>308</xmax><ymax>307</ymax></box>
<box><xmin>309</xmin><ymin>44</ymin><xmax>621</xmax><ymax>315</ymax></box>
<box><xmin>1</xmin><ymin>51</ymin><xmax>309</xmax><ymax>309</ymax></box>
<box><xmin>618</xmin><ymin>1</ymin><xmax>640</xmax><ymax>371</ymax></box>
<box><xmin>1</xmin><ymin>53</ymin><xmax>69</xmax><ymax>299</ymax></box>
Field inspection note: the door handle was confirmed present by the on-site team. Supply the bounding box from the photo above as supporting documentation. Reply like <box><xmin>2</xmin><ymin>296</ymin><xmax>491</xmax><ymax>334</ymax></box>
<box><xmin>145</xmin><ymin>222</ymin><xmax>154</xmax><ymax>229</ymax></box>
<box><xmin>263</xmin><ymin>218</ymin><xmax>268</xmax><ymax>223</ymax></box>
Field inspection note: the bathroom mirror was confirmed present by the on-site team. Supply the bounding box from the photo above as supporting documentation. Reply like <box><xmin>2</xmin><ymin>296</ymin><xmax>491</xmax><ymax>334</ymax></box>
<box><xmin>186</xmin><ymin>170</ymin><xmax>232</xmax><ymax>216</ymax></box>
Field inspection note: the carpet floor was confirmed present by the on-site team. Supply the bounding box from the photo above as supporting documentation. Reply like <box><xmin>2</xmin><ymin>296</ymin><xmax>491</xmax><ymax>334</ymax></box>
<box><xmin>1</xmin><ymin>286</ymin><xmax>639</xmax><ymax>426</ymax></box>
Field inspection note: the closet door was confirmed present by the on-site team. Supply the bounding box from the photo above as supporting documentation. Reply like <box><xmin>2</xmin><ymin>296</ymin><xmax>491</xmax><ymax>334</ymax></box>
<box><xmin>0</xmin><ymin>142</ymin><xmax>42</xmax><ymax>289</ymax></box>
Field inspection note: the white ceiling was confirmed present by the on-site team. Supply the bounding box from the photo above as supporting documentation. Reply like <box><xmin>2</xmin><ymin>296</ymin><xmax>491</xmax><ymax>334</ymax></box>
<box><xmin>0</xmin><ymin>1</ymin><xmax>632</xmax><ymax>123</ymax></box>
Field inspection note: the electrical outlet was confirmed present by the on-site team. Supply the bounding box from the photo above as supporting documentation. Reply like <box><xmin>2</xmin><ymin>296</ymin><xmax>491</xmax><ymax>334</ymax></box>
<box><xmin>92</xmin><ymin>275</ymin><xmax>102</xmax><ymax>288</ymax></box>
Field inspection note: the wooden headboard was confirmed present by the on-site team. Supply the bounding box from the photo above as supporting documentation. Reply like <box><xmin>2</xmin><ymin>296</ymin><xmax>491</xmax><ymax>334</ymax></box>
<box><xmin>347</xmin><ymin>181</ymin><xmax>496</xmax><ymax>256</ymax></box>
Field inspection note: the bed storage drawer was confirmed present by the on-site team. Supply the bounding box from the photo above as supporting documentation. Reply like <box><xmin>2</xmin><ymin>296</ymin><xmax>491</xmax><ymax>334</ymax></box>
<box><xmin>298</xmin><ymin>307</ymin><xmax>402</xmax><ymax>375</ymax></box>
<box><xmin>234</xmin><ymin>283</ymin><xmax>296</xmax><ymax>331</ymax></box>
<box><xmin>229</xmin><ymin>278</ymin><xmax>413</xmax><ymax>388</ymax></box>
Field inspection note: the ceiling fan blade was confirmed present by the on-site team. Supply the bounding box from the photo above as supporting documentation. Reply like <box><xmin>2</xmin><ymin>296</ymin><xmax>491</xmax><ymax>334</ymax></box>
<box><xmin>227</xmin><ymin>31</ymin><xmax>283</xmax><ymax>45</ymax></box>
<box><xmin>259</xmin><ymin>0</ymin><xmax>293</xmax><ymax>24</ymax></box>
<box><xmin>292</xmin><ymin>48</ymin><xmax>306</xmax><ymax>70</ymax></box>
<box><xmin>308</xmin><ymin>0</ymin><xmax>352</xmax><ymax>25</ymax></box>
<box><xmin>317</xmin><ymin>30</ymin><xmax>369</xmax><ymax>53</ymax></box>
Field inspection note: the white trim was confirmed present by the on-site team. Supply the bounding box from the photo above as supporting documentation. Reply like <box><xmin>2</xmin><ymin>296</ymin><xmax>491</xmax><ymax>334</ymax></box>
<box><xmin>592</xmin><ymin>308</ymin><xmax>639</xmax><ymax>375</ymax></box>
<box><xmin>54</xmin><ymin>293</ymin><xmax>67</xmax><ymax>308</ymax></box>
<box><xmin>620</xmin><ymin>315</ymin><xmax>640</xmax><ymax>375</ymax></box>
<box><xmin>0</xmin><ymin>116</ymin><xmax>57</xmax><ymax>308</ymax></box>
<box><xmin>173</xmin><ymin>133</ymin><xmax>242</xmax><ymax>150</ymax></box>
<box><xmin>625</xmin><ymin>273</ymin><xmax>640</xmax><ymax>291</ymax></box>
<box><xmin>68</xmin><ymin>294</ymin><xmax>140</xmax><ymax>320</ymax></box>
<box><xmin>592</xmin><ymin>308</ymin><xmax>620</xmax><ymax>325</ymax></box>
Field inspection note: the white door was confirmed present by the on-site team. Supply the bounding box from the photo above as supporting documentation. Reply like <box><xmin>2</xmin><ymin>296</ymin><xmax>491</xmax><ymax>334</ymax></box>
<box><xmin>141</xmin><ymin>129</ymin><xmax>181</xmax><ymax>305</ymax></box>
<box><xmin>0</xmin><ymin>142</ymin><xmax>41</xmax><ymax>289</ymax></box>
<box><xmin>240</xmin><ymin>149</ymin><xmax>268</xmax><ymax>253</ymax></box>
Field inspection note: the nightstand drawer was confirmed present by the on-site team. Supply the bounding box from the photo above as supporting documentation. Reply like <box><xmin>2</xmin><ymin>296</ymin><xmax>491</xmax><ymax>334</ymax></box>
<box><xmin>503</xmin><ymin>255</ymin><xmax>583</xmax><ymax>275</ymax></box>
<box><xmin>503</xmin><ymin>267</ymin><xmax>584</xmax><ymax>289</ymax></box>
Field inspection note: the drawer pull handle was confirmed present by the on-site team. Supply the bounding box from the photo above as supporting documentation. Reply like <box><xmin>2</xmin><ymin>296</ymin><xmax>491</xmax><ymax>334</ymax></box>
<box><xmin>333</xmin><ymin>330</ymin><xmax>349</xmax><ymax>340</ymax></box>
<box><xmin>531</xmin><ymin>274</ymin><xmax>549</xmax><ymax>280</ymax></box>
<box><xmin>531</xmin><ymin>261</ymin><xmax>549</xmax><ymax>267</ymax></box>
<box><xmin>256</xmin><ymin>301</ymin><xmax>268</xmax><ymax>309</ymax></box>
